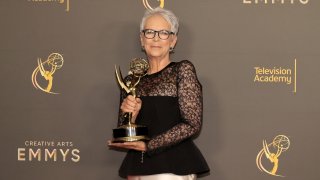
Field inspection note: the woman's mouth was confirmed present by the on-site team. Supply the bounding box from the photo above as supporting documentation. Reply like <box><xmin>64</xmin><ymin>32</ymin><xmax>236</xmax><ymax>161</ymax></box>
<box><xmin>151</xmin><ymin>45</ymin><xmax>161</xmax><ymax>48</ymax></box>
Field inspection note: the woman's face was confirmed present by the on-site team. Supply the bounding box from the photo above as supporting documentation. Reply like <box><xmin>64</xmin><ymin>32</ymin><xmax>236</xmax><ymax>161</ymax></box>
<box><xmin>140</xmin><ymin>15</ymin><xmax>177</xmax><ymax>60</ymax></box>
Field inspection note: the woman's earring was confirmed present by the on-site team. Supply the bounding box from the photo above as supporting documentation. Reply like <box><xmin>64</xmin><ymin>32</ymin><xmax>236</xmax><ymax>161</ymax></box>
<box><xmin>169</xmin><ymin>47</ymin><xmax>174</xmax><ymax>53</ymax></box>
<box><xmin>141</xmin><ymin>46</ymin><xmax>145</xmax><ymax>52</ymax></box>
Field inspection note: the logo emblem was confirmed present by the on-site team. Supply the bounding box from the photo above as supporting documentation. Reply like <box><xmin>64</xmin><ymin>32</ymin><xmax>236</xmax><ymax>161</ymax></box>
<box><xmin>142</xmin><ymin>0</ymin><xmax>164</xmax><ymax>10</ymax></box>
<box><xmin>256</xmin><ymin>135</ymin><xmax>290</xmax><ymax>177</ymax></box>
<box><xmin>31</xmin><ymin>53</ymin><xmax>64</xmax><ymax>94</ymax></box>
<box><xmin>253</xmin><ymin>59</ymin><xmax>297</xmax><ymax>93</ymax></box>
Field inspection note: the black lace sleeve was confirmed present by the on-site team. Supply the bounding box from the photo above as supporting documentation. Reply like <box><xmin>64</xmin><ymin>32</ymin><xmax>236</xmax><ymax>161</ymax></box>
<box><xmin>146</xmin><ymin>60</ymin><xmax>203</xmax><ymax>155</ymax></box>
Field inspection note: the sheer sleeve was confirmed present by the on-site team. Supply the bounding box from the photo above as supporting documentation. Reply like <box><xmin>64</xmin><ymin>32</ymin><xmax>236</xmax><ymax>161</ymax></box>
<box><xmin>146</xmin><ymin>60</ymin><xmax>203</xmax><ymax>155</ymax></box>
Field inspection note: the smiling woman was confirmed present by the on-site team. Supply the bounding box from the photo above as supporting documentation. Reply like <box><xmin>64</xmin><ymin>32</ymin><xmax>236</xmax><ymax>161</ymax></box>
<box><xmin>108</xmin><ymin>8</ymin><xmax>210</xmax><ymax>180</ymax></box>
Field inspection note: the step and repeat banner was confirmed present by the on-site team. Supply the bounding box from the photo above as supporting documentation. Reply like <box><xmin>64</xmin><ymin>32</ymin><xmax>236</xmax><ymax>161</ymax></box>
<box><xmin>0</xmin><ymin>0</ymin><xmax>319</xmax><ymax>180</ymax></box>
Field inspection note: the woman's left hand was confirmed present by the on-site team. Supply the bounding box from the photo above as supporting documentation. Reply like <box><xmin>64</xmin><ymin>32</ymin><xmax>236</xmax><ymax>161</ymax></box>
<box><xmin>108</xmin><ymin>140</ymin><xmax>146</xmax><ymax>152</ymax></box>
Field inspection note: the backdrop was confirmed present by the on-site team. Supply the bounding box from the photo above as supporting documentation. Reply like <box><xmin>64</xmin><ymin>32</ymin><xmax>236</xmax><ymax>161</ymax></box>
<box><xmin>1</xmin><ymin>0</ymin><xmax>319</xmax><ymax>180</ymax></box>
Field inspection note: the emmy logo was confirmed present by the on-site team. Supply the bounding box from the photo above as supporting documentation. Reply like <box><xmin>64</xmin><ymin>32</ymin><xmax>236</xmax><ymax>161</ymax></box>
<box><xmin>31</xmin><ymin>53</ymin><xmax>64</xmax><ymax>94</ymax></box>
<box><xmin>256</xmin><ymin>135</ymin><xmax>291</xmax><ymax>177</ymax></box>
<box><xmin>142</xmin><ymin>0</ymin><xmax>165</xmax><ymax>10</ymax></box>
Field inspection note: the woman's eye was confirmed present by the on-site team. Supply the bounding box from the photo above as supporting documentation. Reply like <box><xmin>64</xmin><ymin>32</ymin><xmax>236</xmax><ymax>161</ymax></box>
<box><xmin>145</xmin><ymin>30</ymin><xmax>154</xmax><ymax>34</ymax></box>
<box><xmin>160</xmin><ymin>31</ymin><xmax>169</xmax><ymax>35</ymax></box>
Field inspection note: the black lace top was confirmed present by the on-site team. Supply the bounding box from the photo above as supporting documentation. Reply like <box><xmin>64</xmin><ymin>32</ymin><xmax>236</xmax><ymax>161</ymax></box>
<box><xmin>118</xmin><ymin>60</ymin><xmax>209</xmax><ymax>177</ymax></box>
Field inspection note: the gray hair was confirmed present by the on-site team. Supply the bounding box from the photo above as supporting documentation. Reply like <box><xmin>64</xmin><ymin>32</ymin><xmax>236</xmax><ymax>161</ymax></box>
<box><xmin>140</xmin><ymin>7</ymin><xmax>179</xmax><ymax>34</ymax></box>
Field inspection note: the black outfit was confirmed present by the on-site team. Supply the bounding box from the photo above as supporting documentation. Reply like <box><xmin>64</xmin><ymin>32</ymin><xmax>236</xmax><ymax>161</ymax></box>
<box><xmin>118</xmin><ymin>60</ymin><xmax>210</xmax><ymax>178</ymax></box>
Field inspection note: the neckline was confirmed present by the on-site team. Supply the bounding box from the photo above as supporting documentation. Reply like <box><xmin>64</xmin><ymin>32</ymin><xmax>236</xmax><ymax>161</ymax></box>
<box><xmin>146</xmin><ymin>62</ymin><xmax>174</xmax><ymax>76</ymax></box>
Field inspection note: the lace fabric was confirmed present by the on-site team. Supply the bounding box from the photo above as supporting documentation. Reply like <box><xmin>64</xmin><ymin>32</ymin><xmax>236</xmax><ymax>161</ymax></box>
<box><xmin>118</xmin><ymin>60</ymin><xmax>203</xmax><ymax>154</ymax></box>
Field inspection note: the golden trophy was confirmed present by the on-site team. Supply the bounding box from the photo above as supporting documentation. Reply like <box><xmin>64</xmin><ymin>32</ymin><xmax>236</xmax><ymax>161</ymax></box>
<box><xmin>112</xmin><ymin>58</ymin><xmax>150</xmax><ymax>142</ymax></box>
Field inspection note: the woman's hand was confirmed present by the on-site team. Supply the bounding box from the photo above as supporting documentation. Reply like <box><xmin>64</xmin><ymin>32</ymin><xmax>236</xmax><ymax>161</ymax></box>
<box><xmin>108</xmin><ymin>140</ymin><xmax>146</xmax><ymax>152</ymax></box>
<box><xmin>120</xmin><ymin>95</ymin><xmax>142</xmax><ymax>123</ymax></box>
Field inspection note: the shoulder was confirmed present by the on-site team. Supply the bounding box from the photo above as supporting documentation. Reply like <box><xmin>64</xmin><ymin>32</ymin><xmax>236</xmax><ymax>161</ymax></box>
<box><xmin>175</xmin><ymin>60</ymin><xmax>202</xmax><ymax>86</ymax></box>
<box><xmin>176</xmin><ymin>60</ymin><xmax>195</xmax><ymax>68</ymax></box>
<box><xmin>175</xmin><ymin>60</ymin><xmax>198</xmax><ymax>74</ymax></box>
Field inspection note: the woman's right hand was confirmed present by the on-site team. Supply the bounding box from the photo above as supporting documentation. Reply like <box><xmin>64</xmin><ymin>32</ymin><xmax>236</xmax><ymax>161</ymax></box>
<box><xmin>120</xmin><ymin>95</ymin><xmax>142</xmax><ymax>123</ymax></box>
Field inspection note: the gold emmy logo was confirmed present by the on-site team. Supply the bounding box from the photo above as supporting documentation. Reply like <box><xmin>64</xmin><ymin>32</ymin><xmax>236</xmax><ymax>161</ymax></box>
<box><xmin>256</xmin><ymin>135</ymin><xmax>291</xmax><ymax>177</ymax></box>
<box><xmin>142</xmin><ymin>0</ymin><xmax>165</xmax><ymax>10</ymax></box>
<box><xmin>31</xmin><ymin>53</ymin><xmax>64</xmax><ymax>94</ymax></box>
<box><xmin>27</xmin><ymin>0</ymin><xmax>70</xmax><ymax>12</ymax></box>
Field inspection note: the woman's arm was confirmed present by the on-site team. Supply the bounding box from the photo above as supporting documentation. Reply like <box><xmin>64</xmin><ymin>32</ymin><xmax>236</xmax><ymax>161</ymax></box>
<box><xmin>146</xmin><ymin>60</ymin><xmax>203</xmax><ymax>155</ymax></box>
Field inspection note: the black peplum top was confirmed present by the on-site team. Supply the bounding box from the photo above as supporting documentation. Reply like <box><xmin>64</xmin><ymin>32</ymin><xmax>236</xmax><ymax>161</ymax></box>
<box><xmin>118</xmin><ymin>60</ymin><xmax>210</xmax><ymax>177</ymax></box>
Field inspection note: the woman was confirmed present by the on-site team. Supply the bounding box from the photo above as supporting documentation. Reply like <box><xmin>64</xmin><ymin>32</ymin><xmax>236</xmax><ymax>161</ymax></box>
<box><xmin>109</xmin><ymin>7</ymin><xmax>210</xmax><ymax>180</ymax></box>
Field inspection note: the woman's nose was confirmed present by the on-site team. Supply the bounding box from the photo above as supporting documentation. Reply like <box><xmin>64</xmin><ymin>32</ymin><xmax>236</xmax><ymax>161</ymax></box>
<box><xmin>153</xmin><ymin>32</ymin><xmax>160</xmax><ymax>41</ymax></box>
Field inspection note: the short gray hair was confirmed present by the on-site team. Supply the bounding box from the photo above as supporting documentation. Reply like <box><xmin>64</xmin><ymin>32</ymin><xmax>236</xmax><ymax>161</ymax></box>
<box><xmin>140</xmin><ymin>7</ymin><xmax>179</xmax><ymax>34</ymax></box>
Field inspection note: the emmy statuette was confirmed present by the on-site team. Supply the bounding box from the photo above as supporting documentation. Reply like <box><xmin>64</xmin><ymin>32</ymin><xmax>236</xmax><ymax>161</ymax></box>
<box><xmin>112</xmin><ymin>58</ymin><xmax>149</xmax><ymax>143</ymax></box>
